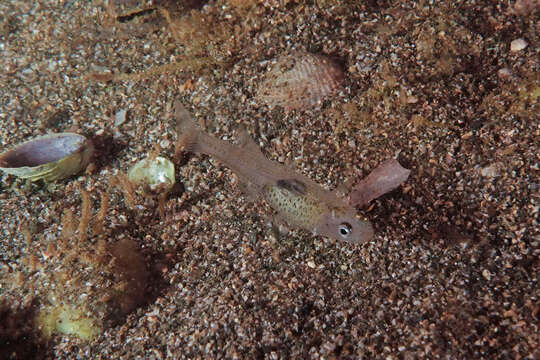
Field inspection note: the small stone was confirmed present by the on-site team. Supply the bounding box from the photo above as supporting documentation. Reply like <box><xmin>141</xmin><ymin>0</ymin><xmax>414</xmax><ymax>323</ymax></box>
<box><xmin>513</xmin><ymin>0</ymin><xmax>537</xmax><ymax>15</ymax></box>
<box><xmin>482</xmin><ymin>269</ymin><xmax>492</xmax><ymax>281</ymax></box>
<box><xmin>307</xmin><ymin>260</ymin><xmax>316</xmax><ymax>269</ymax></box>
<box><xmin>160</xmin><ymin>139</ymin><xmax>171</xmax><ymax>149</ymax></box>
<box><xmin>497</xmin><ymin>68</ymin><xmax>513</xmax><ymax>79</ymax></box>
<box><xmin>480</xmin><ymin>163</ymin><xmax>500</xmax><ymax>178</ymax></box>
<box><xmin>114</xmin><ymin>109</ymin><xmax>128</xmax><ymax>126</ymax></box>
<box><xmin>510</xmin><ymin>38</ymin><xmax>527</xmax><ymax>52</ymax></box>
<box><xmin>407</xmin><ymin>95</ymin><xmax>419</xmax><ymax>104</ymax></box>
<box><xmin>128</xmin><ymin>156</ymin><xmax>175</xmax><ymax>193</ymax></box>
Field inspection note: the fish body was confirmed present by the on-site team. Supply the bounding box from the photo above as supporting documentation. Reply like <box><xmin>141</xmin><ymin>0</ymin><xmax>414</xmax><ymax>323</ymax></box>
<box><xmin>263</xmin><ymin>180</ymin><xmax>325</xmax><ymax>230</ymax></box>
<box><xmin>175</xmin><ymin>102</ymin><xmax>374</xmax><ymax>244</ymax></box>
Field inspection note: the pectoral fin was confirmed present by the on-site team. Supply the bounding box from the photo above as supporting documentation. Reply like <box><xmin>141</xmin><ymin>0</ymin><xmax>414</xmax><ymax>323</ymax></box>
<box><xmin>237</xmin><ymin>180</ymin><xmax>262</xmax><ymax>201</ymax></box>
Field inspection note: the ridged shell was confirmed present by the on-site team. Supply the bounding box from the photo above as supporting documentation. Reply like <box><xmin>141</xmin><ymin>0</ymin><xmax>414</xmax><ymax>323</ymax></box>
<box><xmin>0</xmin><ymin>133</ymin><xmax>94</xmax><ymax>182</ymax></box>
<box><xmin>257</xmin><ymin>52</ymin><xmax>345</xmax><ymax>111</ymax></box>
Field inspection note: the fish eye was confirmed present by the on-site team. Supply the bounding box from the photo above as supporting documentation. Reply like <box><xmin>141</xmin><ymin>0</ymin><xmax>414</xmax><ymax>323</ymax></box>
<box><xmin>338</xmin><ymin>222</ymin><xmax>352</xmax><ymax>237</ymax></box>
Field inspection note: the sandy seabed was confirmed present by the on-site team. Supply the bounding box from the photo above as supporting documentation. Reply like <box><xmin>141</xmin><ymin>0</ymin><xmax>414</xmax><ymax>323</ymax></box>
<box><xmin>0</xmin><ymin>0</ymin><xmax>538</xmax><ymax>359</ymax></box>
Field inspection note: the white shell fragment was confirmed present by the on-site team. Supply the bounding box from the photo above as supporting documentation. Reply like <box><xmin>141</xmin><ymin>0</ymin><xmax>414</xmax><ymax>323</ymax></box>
<box><xmin>480</xmin><ymin>163</ymin><xmax>501</xmax><ymax>178</ymax></box>
<box><xmin>510</xmin><ymin>38</ymin><xmax>528</xmax><ymax>52</ymax></box>
<box><xmin>0</xmin><ymin>133</ymin><xmax>94</xmax><ymax>182</ymax></box>
<box><xmin>257</xmin><ymin>51</ymin><xmax>345</xmax><ymax>111</ymax></box>
<box><xmin>127</xmin><ymin>156</ymin><xmax>175</xmax><ymax>193</ymax></box>
<box><xmin>114</xmin><ymin>109</ymin><xmax>128</xmax><ymax>127</ymax></box>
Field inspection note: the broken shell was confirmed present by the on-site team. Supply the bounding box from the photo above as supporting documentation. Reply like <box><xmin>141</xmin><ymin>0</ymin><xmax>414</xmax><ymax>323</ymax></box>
<box><xmin>0</xmin><ymin>133</ymin><xmax>94</xmax><ymax>182</ymax></box>
<box><xmin>257</xmin><ymin>51</ymin><xmax>345</xmax><ymax>111</ymax></box>
<box><xmin>127</xmin><ymin>156</ymin><xmax>175</xmax><ymax>193</ymax></box>
<box><xmin>510</xmin><ymin>38</ymin><xmax>527</xmax><ymax>52</ymax></box>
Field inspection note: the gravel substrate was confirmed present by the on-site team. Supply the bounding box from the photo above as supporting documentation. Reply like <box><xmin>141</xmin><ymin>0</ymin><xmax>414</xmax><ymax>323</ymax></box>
<box><xmin>0</xmin><ymin>0</ymin><xmax>538</xmax><ymax>359</ymax></box>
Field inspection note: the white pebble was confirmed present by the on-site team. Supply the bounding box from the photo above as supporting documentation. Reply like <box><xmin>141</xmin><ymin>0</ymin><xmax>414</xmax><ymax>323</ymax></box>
<box><xmin>160</xmin><ymin>139</ymin><xmax>171</xmax><ymax>149</ymax></box>
<box><xmin>114</xmin><ymin>109</ymin><xmax>128</xmax><ymax>126</ymax></box>
<box><xmin>480</xmin><ymin>163</ymin><xmax>500</xmax><ymax>178</ymax></box>
<box><xmin>497</xmin><ymin>68</ymin><xmax>513</xmax><ymax>79</ymax></box>
<box><xmin>510</xmin><ymin>38</ymin><xmax>527</xmax><ymax>52</ymax></box>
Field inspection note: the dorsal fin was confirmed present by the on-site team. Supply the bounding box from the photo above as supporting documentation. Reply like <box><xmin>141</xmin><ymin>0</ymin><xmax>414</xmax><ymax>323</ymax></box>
<box><xmin>175</xmin><ymin>101</ymin><xmax>201</xmax><ymax>153</ymax></box>
<box><xmin>236</xmin><ymin>128</ymin><xmax>262</xmax><ymax>154</ymax></box>
<box><xmin>276</xmin><ymin>178</ymin><xmax>307</xmax><ymax>196</ymax></box>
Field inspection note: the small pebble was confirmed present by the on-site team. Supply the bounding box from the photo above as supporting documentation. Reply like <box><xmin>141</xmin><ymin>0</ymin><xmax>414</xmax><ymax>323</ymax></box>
<box><xmin>480</xmin><ymin>163</ymin><xmax>500</xmax><ymax>178</ymax></box>
<box><xmin>114</xmin><ymin>109</ymin><xmax>128</xmax><ymax>126</ymax></box>
<box><xmin>407</xmin><ymin>95</ymin><xmax>419</xmax><ymax>104</ymax></box>
<box><xmin>510</xmin><ymin>38</ymin><xmax>527</xmax><ymax>52</ymax></box>
<box><xmin>497</xmin><ymin>68</ymin><xmax>513</xmax><ymax>79</ymax></box>
<box><xmin>160</xmin><ymin>139</ymin><xmax>171</xmax><ymax>149</ymax></box>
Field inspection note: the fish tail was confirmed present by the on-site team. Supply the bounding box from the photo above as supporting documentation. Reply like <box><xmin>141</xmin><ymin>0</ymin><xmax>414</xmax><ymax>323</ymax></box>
<box><xmin>175</xmin><ymin>101</ymin><xmax>202</xmax><ymax>153</ymax></box>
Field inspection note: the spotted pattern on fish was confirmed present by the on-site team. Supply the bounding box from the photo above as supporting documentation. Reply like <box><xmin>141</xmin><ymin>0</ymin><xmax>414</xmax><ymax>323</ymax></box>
<box><xmin>263</xmin><ymin>182</ymin><xmax>325</xmax><ymax>230</ymax></box>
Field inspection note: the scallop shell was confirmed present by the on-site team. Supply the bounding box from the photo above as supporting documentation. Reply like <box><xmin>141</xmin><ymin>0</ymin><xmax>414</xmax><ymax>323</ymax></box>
<box><xmin>257</xmin><ymin>52</ymin><xmax>345</xmax><ymax>111</ymax></box>
<box><xmin>0</xmin><ymin>133</ymin><xmax>94</xmax><ymax>182</ymax></box>
<box><xmin>127</xmin><ymin>156</ymin><xmax>175</xmax><ymax>193</ymax></box>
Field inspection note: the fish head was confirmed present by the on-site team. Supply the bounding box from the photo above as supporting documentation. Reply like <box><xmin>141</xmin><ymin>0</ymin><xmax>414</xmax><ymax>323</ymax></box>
<box><xmin>317</xmin><ymin>208</ymin><xmax>374</xmax><ymax>244</ymax></box>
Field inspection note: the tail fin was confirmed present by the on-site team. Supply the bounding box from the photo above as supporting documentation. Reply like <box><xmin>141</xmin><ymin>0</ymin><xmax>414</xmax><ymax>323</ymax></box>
<box><xmin>174</xmin><ymin>101</ymin><xmax>201</xmax><ymax>154</ymax></box>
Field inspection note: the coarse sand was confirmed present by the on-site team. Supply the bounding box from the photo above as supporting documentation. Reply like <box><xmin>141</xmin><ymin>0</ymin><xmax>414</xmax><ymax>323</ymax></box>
<box><xmin>0</xmin><ymin>0</ymin><xmax>538</xmax><ymax>358</ymax></box>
